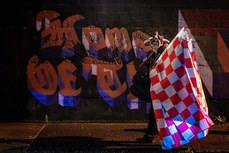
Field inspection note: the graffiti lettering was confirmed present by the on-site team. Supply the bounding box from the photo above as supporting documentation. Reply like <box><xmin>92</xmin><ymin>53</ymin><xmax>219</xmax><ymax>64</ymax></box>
<box><xmin>27</xmin><ymin>56</ymin><xmax>82</xmax><ymax>106</ymax></box>
<box><xmin>132</xmin><ymin>30</ymin><xmax>152</xmax><ymax>60</ymax></box>
<box><xmin>82</xmin><ymin>56</ymin><xmax>128</xmax><ymax>107</ymax></box>
<box><xmin>58</xmin><ymin>61</ymin><xmax>82</xmax><ymax>106</ymax></box>
<box><xmin>126</xmin><ymin>62</ymin><xmax>142</xmax><ymax>109</ymax></box>
<box><xmin>36</xmin><ymin>10</ymin><xmax>153</xmax><ymax>59</ymax></box>
<box><xmin>28</xmin><ymin>10</ymin><xmax>156</xmax><ymax>109</ymax></box>
<box><xmin>36</xmin><ymin>10</ymin><xmax>61</xmax><ymax>31</ymax></box>
<box><xmin>105</xmin><ymin>27</ymin><xmax>132</xmax><ymax>53</ymax></box>
<box><xmin>37</xmin><ymin>10</ymin><xmax>84</xmax><ymax>50</ymax></box>
<box><xmin>27</xmin><ymin>55</ymin><xmax>58</xmax><ymax>105</ymax></box>
<box><xmin>96</xmin><ymin>60</ymin><xmax>127</xmax><ymax>107</ymax></box>
<box><xmin>82</xmin><ymin>26</ymin><xmax>107</xmax><ymax>57</ymax></box>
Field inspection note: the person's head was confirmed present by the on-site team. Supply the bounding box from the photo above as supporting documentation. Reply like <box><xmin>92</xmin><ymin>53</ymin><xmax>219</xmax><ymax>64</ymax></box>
<box><xmin>144</xmin><ymin>31</ymin><xmax>170</xmax><ymax>53</ymax></box>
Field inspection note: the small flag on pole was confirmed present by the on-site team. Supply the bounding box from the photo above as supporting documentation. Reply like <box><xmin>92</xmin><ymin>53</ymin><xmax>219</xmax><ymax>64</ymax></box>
<box><xmin>149</xmin><ymin>27</ymin><xmax>214</xmax><ymax>150</ymax></box>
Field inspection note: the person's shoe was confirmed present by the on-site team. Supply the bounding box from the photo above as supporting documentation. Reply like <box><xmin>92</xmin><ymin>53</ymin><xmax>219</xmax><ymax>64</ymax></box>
<box><xmin>136</xmin><ymin>134</ymin><xmax>153</xmax><ymax>143</ymax></box>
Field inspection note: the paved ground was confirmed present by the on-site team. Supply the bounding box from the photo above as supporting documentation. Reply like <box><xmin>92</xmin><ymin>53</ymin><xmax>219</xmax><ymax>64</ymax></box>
<box><xmin>0</xmin><ymin>122</ymin><xmax>228</xmax><ymax>153</ymax></box>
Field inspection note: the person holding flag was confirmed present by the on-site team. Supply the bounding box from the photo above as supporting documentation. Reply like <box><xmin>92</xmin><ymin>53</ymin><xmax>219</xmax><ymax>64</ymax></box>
<box><xmin>130</xmin><ymin>28</ymin><xmax>214</xmax><ymax>150</ymax></box>
<box><xmin>148</xmin><ymin>27</ymin><xmax>214</xmax><ymax>150</ymax></box>
<box><xmin>130</xmin><ymin>31</ymin><xmax>170</xmax><ymax>143</ymax></box>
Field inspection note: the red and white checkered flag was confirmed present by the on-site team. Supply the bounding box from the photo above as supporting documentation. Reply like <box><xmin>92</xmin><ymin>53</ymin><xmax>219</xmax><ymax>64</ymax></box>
<box><xmin>149</xmin><ymin>28</ymin><xmax>214</xmax><ymax>150</ymax></box>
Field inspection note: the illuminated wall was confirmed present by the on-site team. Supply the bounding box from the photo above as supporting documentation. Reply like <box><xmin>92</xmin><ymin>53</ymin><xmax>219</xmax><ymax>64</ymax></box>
<box><xmin>179</xmin><ymin>9</ymin><xmax>229</xmax><ymax>99</ymax></box>
<box><xmin>1</xmin><ymin>0</ymin><xmax>228</xmax><ymax>121</ymax></box>
<box><xmin>25</xmin><ymin>8</ymin><xmax>176</xmax><ymax>121</ymax></box>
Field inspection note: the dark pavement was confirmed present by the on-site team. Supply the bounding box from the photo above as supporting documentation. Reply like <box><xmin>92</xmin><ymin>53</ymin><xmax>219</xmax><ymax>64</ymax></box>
<box><xmin>0</xmin><ymin>122</ymin><xmax>229</xmax><ymax>153</ymax></box>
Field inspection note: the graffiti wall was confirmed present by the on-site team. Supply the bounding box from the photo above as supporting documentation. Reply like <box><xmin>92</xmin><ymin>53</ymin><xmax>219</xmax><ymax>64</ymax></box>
<box><xmin>1</xmin><ymin>0</ymin><xmax>228</xmax><ymax>122</ymax></box>
<box><xmin>26</xmin><ymin>8</ymin><xmax>176</xmax><ymax>121</ymax></box>
<box><xmin>29</xmin><ymin>10</ymin><xmax>150</xmax><ymax>108</ymax></box>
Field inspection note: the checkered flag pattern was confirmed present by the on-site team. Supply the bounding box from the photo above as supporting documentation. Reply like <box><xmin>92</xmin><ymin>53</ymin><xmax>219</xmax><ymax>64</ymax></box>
<box><xmin>149</xmin><ymin>28</ymin><xmax>214</xmax><ymax>150</ymax></box>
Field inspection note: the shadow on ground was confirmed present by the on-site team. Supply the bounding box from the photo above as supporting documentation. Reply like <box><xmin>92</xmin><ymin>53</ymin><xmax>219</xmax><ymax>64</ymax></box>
<box><xmin>209</xmin><ymin>130</ymin><xmax>229</xmax><ymax>135</ymax></box>
<box><xmin>24</xmin><ymin>136</ymin><xmax>188</xmax><ymax>153</ymax></box>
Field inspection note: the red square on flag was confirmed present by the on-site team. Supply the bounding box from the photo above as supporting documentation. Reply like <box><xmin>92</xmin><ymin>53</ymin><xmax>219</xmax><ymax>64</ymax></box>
<box><xmin>158</xmin><ymin>63</ymin><xmax>165</xmax><ymax>72</ymax></box>
<box><xmin>169</xmin><ymin>51</ymin><xmax>176</xmax><ymax>62</ymax></box>
<box><xmin>185</xmin><ymin>84</ymin><xmax>193</xmax><ymax>94</ymax></box>
<box><xmin>172</xmin><ymin>80</ymin><xmax>184</xmax><ymax>92</ymax></box>
<box><xmin>162</xmin><ymin>51</ymin><xmax>169</xmax><ymax>61</ymax></box>
<box><xmin>157</xmin><ymin>90</ymin><xmax>169</xmax><ymax>102</ymax></box>
<box><xmin>183</xmin><ymin>95</ymin><xmax>194</xmax><ymax>107</ymax></box>
<box><xmin>169</xmin><ymin>93</ymin><xmax>182</xmax><ymax>105</ymax></box>
<box><xmin>150</xmin><ymin>75</ymin><xmax>160</xmax><ymax>85</ymax></box>
<box><xmin>180</xmin><ymin>108</ymin><xmax>191</xmax><ymax>119</ymax></box>
<box><xmin>177</xmin><ymin>54</ymin><xmax>185</xmax><ymax>64</ymax></box>
<box><xmin>161</xmin><ymin>77</ymin><xmax>171</xmax><ymax>89</ymax></box>
<box><xmin>193</xmin><ymin>111</ymin><xmax>205</xmax><ymax>120</ymax></box>
<box><xmin>173</xmin><ymin>37</ymin><xmax>179</xmax><ymax>49</ymax></box>
<box><xmin>167</xmin><ymin>107</ymin><xmax>179</xmax><ymax>118</ymax></box>
<box><xmin>154</xmin><ymin>109</ymin><xmax>164</xmax><ymax>119</ymax></box>
<box><xmin>175</xmin><ymin>66</ymin><xmax>186</xmax><ymax>78</ymax></box>
<box><xmin>165</xmin><ymin>64</ymin><xmax>173</xmax><ymax>75</ymax></box>
<box><xmin>185</xmin><ymin>58</ymin><xmax>193</xmax><ymax>68</ymax></box>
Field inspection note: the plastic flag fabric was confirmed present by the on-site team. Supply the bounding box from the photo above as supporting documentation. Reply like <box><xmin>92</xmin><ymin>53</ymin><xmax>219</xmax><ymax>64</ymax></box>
<box><xmin>149</xmin><ymin>27</ymin><xmax>214</xmax><ymax>150</ymax></box>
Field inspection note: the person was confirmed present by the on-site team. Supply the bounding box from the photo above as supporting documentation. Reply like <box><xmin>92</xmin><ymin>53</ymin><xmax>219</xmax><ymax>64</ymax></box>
<box><xmin>129</xmin><ymin>32</ymin><xmax>170</xmax><ymax>143</ymax></box>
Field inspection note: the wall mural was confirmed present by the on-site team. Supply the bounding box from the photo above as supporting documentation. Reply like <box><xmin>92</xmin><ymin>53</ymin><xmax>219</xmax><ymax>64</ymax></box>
<box><xmin>27</xmin><ymin>10</ymin><xmax>155</xmax><ymax>111</ymax></box>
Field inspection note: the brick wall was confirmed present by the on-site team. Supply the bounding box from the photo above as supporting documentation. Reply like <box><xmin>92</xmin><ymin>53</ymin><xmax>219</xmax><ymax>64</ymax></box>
<box><xmin>0</xmin><ymin>0</ymin><xmax>228</xmax><ymax>121</ymax></box>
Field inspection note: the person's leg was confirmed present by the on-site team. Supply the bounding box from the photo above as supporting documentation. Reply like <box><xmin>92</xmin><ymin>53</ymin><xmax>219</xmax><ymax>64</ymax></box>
<box><xmin>136</xmin><ymin>105</ymin><xmax>158</xmax><ymax>143</ymax></box>
<box><xmin>146</xmin><ymin>106</ymin><xmax>158</xmax><ymax>136</ymax></box>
